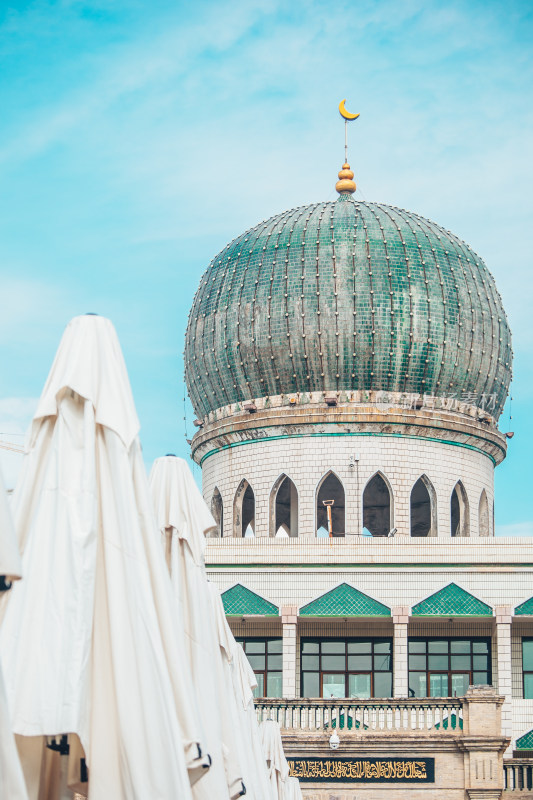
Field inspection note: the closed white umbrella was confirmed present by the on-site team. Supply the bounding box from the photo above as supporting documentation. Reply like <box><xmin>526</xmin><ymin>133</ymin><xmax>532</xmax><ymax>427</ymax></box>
<box><xmin>148</xmin><ymin>456</ymin><xmax>242</xmax><ymax>800</ymax></box>
<box><xmin>283</xmin><ymin>778</ymin><xmax>303</xmax><ymax>800</ymax></box>
<box><xmin>260</xmin><ymin>720</ymin><xmax>290</xmax><ymax>800</ymax></box>
<box><xmin>0</xmin><ymin>314</ymin><xmax>206</xmax><ymax>800</ymax></box>
<box><xmin>208</xmin><ymin>582</ymin><xmax>273</xmax><ymax>800</ymax></box>
<box><xmin>0</xmin><ymin>466</ymin><xmax>28</xmax><ymax>800</ymax></box>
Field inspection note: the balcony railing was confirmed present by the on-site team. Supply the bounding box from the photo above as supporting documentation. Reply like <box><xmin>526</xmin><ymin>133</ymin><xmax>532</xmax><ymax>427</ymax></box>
<box><xmin>255</xmin><ymin>698</ymin><xmax>463</xmax><ymax>733</ymax></box>
<box><xmin>504</xmin><ymin>760</ymin><xmax>533</xmax><ymax>792</ymax></box>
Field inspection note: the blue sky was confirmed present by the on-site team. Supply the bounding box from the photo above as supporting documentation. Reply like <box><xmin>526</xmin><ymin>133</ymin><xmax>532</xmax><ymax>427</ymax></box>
<box><xmin>0</xmin><ymin>0</ymin><xmax>531</xmax><ymax>534</ymax></box>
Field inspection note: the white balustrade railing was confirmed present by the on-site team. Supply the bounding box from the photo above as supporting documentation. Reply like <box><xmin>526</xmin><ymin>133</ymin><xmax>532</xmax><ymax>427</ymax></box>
<box><xmin>503</xmin><ymin>760</ymin><xmax>533</xmax><ymax>792</ymax></box>
<box><xmin>255</xmin><ymin>698</ymin><xmax>463</xmax><ymax>733</ymax></box>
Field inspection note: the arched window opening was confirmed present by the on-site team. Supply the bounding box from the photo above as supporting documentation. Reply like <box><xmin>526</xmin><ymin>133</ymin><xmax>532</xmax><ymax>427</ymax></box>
<box><xmin>270</xmin><ymin>475</ymin><xmax>298</xmax><ymax>537</ymax></box>
<box><xmin>316</xmin><ymin>473</ymin><xmax>345</xmax><ymax>537</ymax></box>
<box><xmin>363</xmin><ymin>473</ymin><xmax>392</xmax><ymax>537</ymax></box>
<box><xmin>234</xmin><ymin>480</ymin><xmax>255</xmax><ymax>538</ymax></box>
<box><xmin>275</xmin><ymin>524</ymin><xmax>289</xmax><ymax>538</ymax></box>
<box><xmin>210</xmin><ymin>488</ymin><xmax>223</xmax><ymax>538</ymax></box>
<box><xmin>410</xmin><ymin>477</ymin><xmax>436</xmax><ymax>537</ymax></box>
<box><xmin>479</xmin><ymin>490</ymin><xmax>490</xmax><ymax>537</ymax></box>
<box><xmin>451</xmin><ymin>482</ymin><xmax>469</xmax><ymax>538</ymax></box>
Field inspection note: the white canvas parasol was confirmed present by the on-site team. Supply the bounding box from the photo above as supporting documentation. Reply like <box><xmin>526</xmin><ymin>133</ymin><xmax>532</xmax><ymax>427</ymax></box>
<box><xmin>260</xmin><ymin>719</ymin><xmax>291</xmax><ymax>799</ymax></box>
<box><xmin>0</xmin><ymin>314</ymin><xmax>207</xmax><ymax>800</ymax></box>
<box><xmin>0</xmin><ymin>465</ymin><xmax>28</xmax><ymax>800</ymax></box>
<box><xmin>149</xmin><ymin>456</ymin><xmax>243</xmax><ymax>800</ymax></box>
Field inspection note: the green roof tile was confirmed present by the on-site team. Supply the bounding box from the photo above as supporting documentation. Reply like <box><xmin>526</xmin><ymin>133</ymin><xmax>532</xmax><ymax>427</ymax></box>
<box><xmin>185</xmin><ymin>199</ymin><xmax>512</xmax><ymax>419</ymax></box>
<box><xmin>221</xmin><ymin>584</ymin><xmax>278</xmax><ymax>616</ymax></box>
<box><xmin>300</xmin><ymin>583</ymin><xmax>390</xmax><ymax>617</ymax></box>
<box><xmin>412</xmin><ymin>583</ymin><xmax>492</xmax><ymax>617</ymax></box>
<box><xmin>515</xmin><ymin>596</ymin><xmax>533</xmax><ymax>615</ymax></box>
<box><xmin>516</xmin><ymin>729</ymin><xmax>533</xmax><ymax>750</ymax></box>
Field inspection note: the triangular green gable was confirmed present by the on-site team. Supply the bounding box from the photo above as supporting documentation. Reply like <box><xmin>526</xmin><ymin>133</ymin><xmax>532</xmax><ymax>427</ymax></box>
<box><xmin>300</xmin><ymin>583</ymin><xmax>390</xmax><ymax>617</ymax></box>
<box><xmin>221</xmin><ymin>584</ymin><xmax>278</xmax><ymax>616</ymax></box>
<box><xmin>515</xmin><ymin>596</ymin><xmax>533</xmax><ymax>615</ymax></box>
<box><xmin>516</xmin><ymin>729</ymin><xmax>533</xmax><ymax>750</ymax></box>
<box><xmin>412</xmin><ymin>583</ymin><xmax>492</xmax><ymax>617</ymax></box>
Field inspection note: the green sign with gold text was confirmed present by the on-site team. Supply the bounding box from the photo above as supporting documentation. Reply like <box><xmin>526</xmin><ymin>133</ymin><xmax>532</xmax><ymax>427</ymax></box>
<box><xmin>288</xmin><ymin>757</ymin><xmax>435</xmax><ymax>783</ymax></box>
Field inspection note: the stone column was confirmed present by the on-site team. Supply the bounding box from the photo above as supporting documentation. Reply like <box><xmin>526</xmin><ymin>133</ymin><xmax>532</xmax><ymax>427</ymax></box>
<box><xmin>281</xmin><ymin>605</ymin><xmax>298</xmax><ymax>699</ymax></box>
<box><xmin>392</xmin><ymin>606</ymin><xmax>409</xmax><ymax>697</ymax></box>
<box><xmin>461</xmin><ymin>685</ymin><xmax>507</xmax><ymax>800</ymax></box>
<box><xmin>495</xmin><ymin>605</ymin><xmax>513</xmax><ymax>748</ymax></box>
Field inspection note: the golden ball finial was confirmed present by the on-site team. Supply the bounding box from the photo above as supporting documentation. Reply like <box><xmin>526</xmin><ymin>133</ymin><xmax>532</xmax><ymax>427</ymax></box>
<box><xmin>335</xmin><ymin>162</ymin><xmax>356</xmax><ymax>195</ymax></box>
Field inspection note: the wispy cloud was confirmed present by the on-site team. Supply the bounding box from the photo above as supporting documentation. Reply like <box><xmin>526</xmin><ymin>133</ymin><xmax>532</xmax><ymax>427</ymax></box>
<box><xmin>496</xmin><ymin>521</ymin><xmax>533</xmax><ymax>538</ymax></box>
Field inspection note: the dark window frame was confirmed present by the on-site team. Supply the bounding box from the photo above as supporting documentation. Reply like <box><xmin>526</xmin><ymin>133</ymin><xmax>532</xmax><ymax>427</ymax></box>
<box><xmin>300</xmin><ymin>637</ymin><xmax>393</xmax><ymax>699</ymax></box>
<box><xmin>408</xmin><ymin>636</ymin><xmax>491</xmax><ymax>698</ymax></box>
<box><xmin>236</xmin><ymin>636</ymin><xmax>282</xmax><ymax>698</ymax></box>
<box><xmin>522</xmin><ymin>638</ymin><xmax>533</xmax><ymax>699</ymax></box>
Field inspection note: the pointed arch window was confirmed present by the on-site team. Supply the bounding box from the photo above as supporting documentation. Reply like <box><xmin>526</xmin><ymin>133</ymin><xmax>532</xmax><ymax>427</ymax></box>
<box><xmin>270</xmin><ymin>474</ymin><xmax>298</xmax><ymax>537</ymax></box>
<box><xmin>410</xmin><ymin>476</ymin><xmax>437</xmax><ymax>537</ymax></box>
<box><xmin>316</xmin><ymin>472</ymin><xmax>345</xmax><ymax>537</ymax></box>
<box><xmin>211</xmin><ymin>487</ymin><xmax>223</xmax><ymax>538</ymax></box>
<box><xmin>363</xmin><ymin>473</ymin><xmax>392</xmax><ymax>537</ymax></box>
<box><xmin>478</xmin><ymin>490</ymin><xmax>489</xmax><ymax>537</ymax></box>
<box><xmin>234</xmin><ymin>480</ymin><xmax>255</xmax><ymax>538</ymax></box>
<box><xmin>451</xmin><ymin>482</ymin><xmax>469</xmax><ymax>538</ymax></box>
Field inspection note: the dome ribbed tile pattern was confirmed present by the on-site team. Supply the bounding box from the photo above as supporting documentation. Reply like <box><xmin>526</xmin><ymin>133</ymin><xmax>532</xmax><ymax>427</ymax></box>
<box><xmin>185</xmin><ymin>197</ymin><xmax>512</xmax><ymax>418</ymax></box>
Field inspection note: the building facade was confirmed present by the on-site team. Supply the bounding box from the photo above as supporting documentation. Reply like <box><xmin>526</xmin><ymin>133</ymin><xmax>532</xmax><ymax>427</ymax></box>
<box><xmin>185</xmin><ymin>160</ymin><xmax>533</xmax><ymax>798</ymax></box>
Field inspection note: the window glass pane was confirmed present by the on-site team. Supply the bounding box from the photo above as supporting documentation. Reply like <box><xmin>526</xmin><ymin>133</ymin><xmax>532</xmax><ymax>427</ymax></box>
<box><xmin>322</xmin><ymin>641</ymin><xmax>345</xmax><ymax>654</ymax></box>
<box><xmin>450</xmin><ymin>640</ymin><xmax>471</xmax><ymax>654</ymax></box>
<box><xmin>302</xmin><ymin>655</ymin><xmax>319</xmax><ymax>670</ymax></box>
<box><xmin>349</xmin><ymin>674</ymin><xmax>371</xmax><ymax>699</ymax></box>
<box><xmin>268</xmin><ymin>654</ymin><xmax>282</xmax><ymax>670</ymax></box>
<box><xmin>374</xmin><ymin>641</ymin><xmax>392</xmax><ymax>654</ymax></box>
<box><xmin>451</xmin><ymin>655</ymin><xmax>471</xmax><ymax>670</ymax></box>
<box><xmin>323</xmin><ymin>674</ymin><xmax>346</xmax><ymax>698</ymax></box>
<box><xmin>524</xmin><ymin>673</ymin><xmax>533</xmax><ymax>700</ymax></box>
<box><xmin>409</xmin><ymin>640</ymin><xmax>427</xmax><ymax>653</ymax></box>
<box><xmin>428</xmin><ymin>641</ymin><xmax>448</xmax><ymax>654</ymax></box>
<box><xmin>267</xmin><ymin>639</ymin><xmax>282</xmax><ymax>654</ymax></box>
<box><xmin>246</xmin><ymin>640</ymin><xmax>266</xmax><ymax>654</ymax></box>
<box><xmin>523</xmin><ymin>640</ymin><xmax>533</xmax><ymax>671</ymax></box>
<box><xmin>472</xmin><ymin>641</ymin><xmax>489</xmax><ymax>654</ymax></box>
<box><xmin>348</xmin><ymin>641</ymin><xmax>372</xmax><ymax>654</ymax></box>
<box><xmin>473</xmin><ymin>655</ymin><xmax>488</xmax><ymax>670</ymax></box>
<box><xmin>247</xmin><ymin>654</ymin><xmax>265</xmax><ymax>670</ymax></box>
<box><xmin>473</xmin><ymin>672</ymin><xmax>488</xmax><ymax>685</ymax></box>
<box><xmin>374</xmin><ymin>672</ymin><xmax>392</xmax><ymax>698</ymax></box>
<box><xmin>374</xmin><ymin>654</ymin><xmax>391</xmax><ymax>670</ymax></box>
<box><xmin>347</xmin><ymin>655</ymin><xmax>372</xmax><ymax>670</ymax></box>
<box><xmin>302</xmin><ymin>672</ymin><xmax>320</xmax><ymax>697</ymax></box>
<box><xmin>409</xmin><ymin>654</ymin><xmax>426</xmax><ymax>670</ymax></box>
<box><xmin>266</xmin><ymin>672</ymin><xmax>282</xmax><ymax>697</ymax></box>
<box><xmin>428</xmin><ymin>654</ymin><xmax>448</xmax><ymax>669</ymax></box>
<box><xmin>302</xmin><ymin>641</ymin><xmax>319</xmax><ymax>654</ymax></box>
<box><xmin>408</xmin><ymin>672</ymin><xmax>427</xmax><ymax>698</ymax></box>
<box><xmin>429</xmin><ymin>673</ymin><xmax>448</xmax><ymax>697</ymax></box>
<box><xmin>451</xmin><ymin>673</ymin><xmax>470</xmax><ymax>697</ymax></box>
<box><xmin>253</xmin><ymin>673</ymin><xmax>265</xmax><ymax>698</ymax></box>
<box><xmin>322</xmin><ymin>655</ymin><xmax>345</xmax><ymax>670</ymax></box>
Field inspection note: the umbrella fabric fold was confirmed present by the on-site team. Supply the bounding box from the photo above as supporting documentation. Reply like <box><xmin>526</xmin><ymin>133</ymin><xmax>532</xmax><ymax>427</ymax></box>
<box><xmin>0</xmin><ymin>464</ymin><xmax>27</xmax><ymax>800</ymax></box>
<box><xmin>1</xmin><ymin>315</ymin><xmax>205</xmax><ymax>800</ymax></box>
<box><xmin>284</xmin><ymin>777</ymin><xmax>303</xmax><ymax>800</ymax></box>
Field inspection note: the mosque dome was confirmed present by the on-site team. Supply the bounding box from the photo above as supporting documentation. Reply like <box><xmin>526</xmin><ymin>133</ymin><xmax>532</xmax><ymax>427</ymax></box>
<box><xmin>185</xmin><ymin>194</ymin><xmax>512</xmax><ymax>420</ymax></box>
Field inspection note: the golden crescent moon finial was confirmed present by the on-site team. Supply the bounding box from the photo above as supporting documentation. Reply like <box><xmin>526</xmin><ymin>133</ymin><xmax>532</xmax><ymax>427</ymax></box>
<box><xmin>339</xmin><ymin>99</ymin><xmax>360</xmax><ymax>121</ymax></box>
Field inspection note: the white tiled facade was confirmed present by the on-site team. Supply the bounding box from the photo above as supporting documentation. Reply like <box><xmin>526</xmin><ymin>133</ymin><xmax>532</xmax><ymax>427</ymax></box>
<box><xmin>202</xmin><ymin>433</ymin><xmax>495</xmax><ymax>539</ymax></box>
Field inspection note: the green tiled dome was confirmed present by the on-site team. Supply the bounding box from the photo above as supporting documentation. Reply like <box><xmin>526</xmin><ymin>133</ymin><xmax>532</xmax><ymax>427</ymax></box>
<box><xmin>185</xmin><ymin>196</ymin><xmax>512</xmax><ymax>418</ymax></box>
